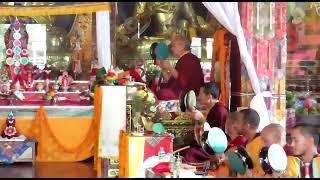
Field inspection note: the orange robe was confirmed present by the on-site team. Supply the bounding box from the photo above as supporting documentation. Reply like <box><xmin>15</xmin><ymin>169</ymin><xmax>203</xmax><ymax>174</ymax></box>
<box><xmin>208</xmin><ymin>135</ymin><xmax>247</xmax><ymax>177</ymax></box>
<box><xmin>211</xmin><ymin>27</ymin><xmax>229</xmax><ymax>106</ymax></box>
<box><xmin>237</xmin><ymin>134</ymin><xmax>271</xmax><ymax>178</ymax></box>
<box><xmin>245</xmin><ymin>135</ymin><xmax>266</xmax><ymax>177</ymax></box>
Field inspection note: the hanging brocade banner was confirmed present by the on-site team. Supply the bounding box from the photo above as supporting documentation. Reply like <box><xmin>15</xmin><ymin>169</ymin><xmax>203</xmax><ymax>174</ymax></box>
<box><xmin>0</xmin><ymin>3</ymin><xmax>110</xmax><ymax>16</ymax></box>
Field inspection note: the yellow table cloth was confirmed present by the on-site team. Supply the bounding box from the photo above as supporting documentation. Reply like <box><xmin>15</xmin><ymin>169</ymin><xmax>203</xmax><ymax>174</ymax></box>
<box><xmin>118</xmin><ymin>131</ymin><xmax>173</xmax><ymax>178</ymax></box>
<box><xmin>0</xmin><ymin>106</ymin><xmax>96</xmax><ymax>162</ymax></box>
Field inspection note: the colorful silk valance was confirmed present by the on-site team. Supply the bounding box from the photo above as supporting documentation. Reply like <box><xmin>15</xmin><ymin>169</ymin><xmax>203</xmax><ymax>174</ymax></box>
<box><xmin>0</xmin><ymin>2</ymin><xmax>111</xmax><ymax>16</ymax></box>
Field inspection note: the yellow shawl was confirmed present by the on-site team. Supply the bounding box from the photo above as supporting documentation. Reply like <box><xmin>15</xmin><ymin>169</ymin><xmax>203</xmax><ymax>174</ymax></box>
<box><xmin>286</xmin><ymin>155</ymin><xmax>320</xmax><ymax>178</ymax></box>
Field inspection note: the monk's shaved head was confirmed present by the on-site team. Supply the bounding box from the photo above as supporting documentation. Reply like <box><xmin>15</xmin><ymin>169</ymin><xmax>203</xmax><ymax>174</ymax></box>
<box><xmin>172</xmin><ymin>35</ymin><xmax>191</xmax><ymax>51</ymax></box>
<box><xmin>261</xmin><ymin>123</ymin><xmax>286</xmax><ymax>147</ymax></box>
<box><xmin>225</xmin><ymin>111</ymin><xmax>243</xmax><ymax>139</ymax></box>
<box><xmin>229</xmin><ymin>111</ymin><xmax>242</xmax><ymax>123</ymax></box>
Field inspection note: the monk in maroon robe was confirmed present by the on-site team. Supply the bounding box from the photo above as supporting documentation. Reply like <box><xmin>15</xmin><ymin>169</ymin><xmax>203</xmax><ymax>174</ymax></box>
<box><xmin>182</xmin><ymin>111</ymin><xmax>246</xmax><ymax>165</ymax></box>
<box><xmin>181</xmin><ymin>82</ymin><xmax>229</xmax><ymax>163</ymax></box>
<box><xmin>187</xmin><ymin>82</ymin><xmax>228</xmax><ymax>130</ymax></box>
<box><xmin>156</xmin><ymin>35</ymin><xmax>204</xmax><ymax>100</ymax></box>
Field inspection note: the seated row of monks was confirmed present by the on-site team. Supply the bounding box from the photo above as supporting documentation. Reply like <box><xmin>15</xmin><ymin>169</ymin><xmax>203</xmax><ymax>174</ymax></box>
<box><xmin>150</xmin><ymin>34</ymin><xmax>319</xmax><ymax>177</ymax></box>
<box><xmin>179</xmin><ymin>82</ymin><xmax>319</xmax><ymax>178</ymax></box>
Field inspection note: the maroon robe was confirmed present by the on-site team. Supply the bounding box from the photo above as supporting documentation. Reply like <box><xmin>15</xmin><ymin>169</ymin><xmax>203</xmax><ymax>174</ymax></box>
<box><xmin>206</xmin><ymin>102</ymin><xmax>229</xmax><ymax>131</ymax></box>
<box><xmin>300</xmin><ymin>154</ymin><xmax>320</xmax><ymax>178</ymax></box>
<box><xmin>157</xmin><ymin>53</ymin><xmax>205</xmax><ymax>100</ymax></box>
<box><xmin>181</xmin><ymin>133</ymin><xmax>246</xmax><ymax>164</ymax></box>
<box><xmin>227</xmin><ymin>135</ymin><xmax>247</xmax><ymax>150</ymax></box>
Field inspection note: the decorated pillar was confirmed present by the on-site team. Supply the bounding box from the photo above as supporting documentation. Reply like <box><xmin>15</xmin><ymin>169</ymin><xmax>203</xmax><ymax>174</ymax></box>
<box><xmin>70</xmin><ymin>14</ymin><xmax>92</xmax><ymax>79</ymax></box>
<box><xmin>5</xmin><ymin>17</ymin><xmax>30</xmax><ymax>89</ymax></box>
<box><xmin>240</xmin><ymin>2</ymin><xmax>287</xmax><ymax>126</ymax></box>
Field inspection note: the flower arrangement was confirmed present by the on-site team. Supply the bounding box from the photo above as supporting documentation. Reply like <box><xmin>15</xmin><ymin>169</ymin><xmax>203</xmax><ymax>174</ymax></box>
<box><xmin>286</xmin><ymin>91</ymin><xmax>320</xmax><ymax>115</ymax></box>
<box><xmin>131</xmin><ymin>88</ymin><xmax>159</xmax><ymax>132</ymax></box>
<box><xmin>145</xmin><ymin>63</ymin><xmax>161</xmax><ymax>84</ymax></box>
<box><xmin>132</xmin><ymin>89</ymin><xmax>157</xmax><ymax>114</ymax></box>
<box><xmin>44</xmin><ymin>90</ymin><xmax>56</xmax><ymax>101</ymax></box>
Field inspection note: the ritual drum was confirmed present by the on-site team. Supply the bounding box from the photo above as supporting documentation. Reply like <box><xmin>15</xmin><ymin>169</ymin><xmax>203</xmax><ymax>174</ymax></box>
<box><xmin>226</xmin><ymin>146</ymin><xmax>254</xmax><ymax>175</ymax></box>
<box><xmin>259</xmin><ymin>144</ymin><xmax>288</xmax><ymax>175</ymax></box>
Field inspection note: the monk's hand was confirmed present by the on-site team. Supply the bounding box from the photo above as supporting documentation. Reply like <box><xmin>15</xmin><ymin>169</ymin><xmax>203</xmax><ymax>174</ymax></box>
<box><xmin>161</xmin><ymin>60</ymin><xmax>178</xmax><ymax>77</ymax></box>
<box><xmin>245</xmin><ymin>169</ymin><xmax>262</xmax><ymax>178</ymax></box>
<box><xmin>154</xmin><ymin>59</ymin><xmax>161</xmax><ymax>66</ymax></box>
<box><xmin>272</xmin><ymin>171</ymin><xmax>282</xmax><ymax>178</ymax></box>
<box><xmin>215</xmin><ymin>153</ymin><xmax>226</xmax><ymax>165</ymax></box>
<box><xmin>246</xmin><ymin>170</ymin><xmax>263</xmax><ymax>178</ymax></box>
<box><xmin>186</xmin><ymin>110</ymin><xmax>206</xmax><ymax>122</ymax></box>
<box><xmin>272</xmin><ymin>170</ymin><xmax>287</xmax><ymax>178</ymax></box>
<box><xmin>245</xmin><ymin>169</ymin><xmax>254</xmax><ymax>178</ymax></box>
<box><xmin>194</xmin><ymin>125</ymin><xmax>203</xmax><ymax>145</ymax></box>
<box><xmin>159</xmin><ymin>60</ymin><xmax>172</xmax><ymax>70</ymax></box>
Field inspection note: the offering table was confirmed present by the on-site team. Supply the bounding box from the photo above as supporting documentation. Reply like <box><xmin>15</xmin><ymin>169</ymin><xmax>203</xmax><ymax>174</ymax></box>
<box><xmin>0</xmin><ymin>92</ymin><xmax>92</xmax><ymax>106</ymax></box>
<box><xmin>0</xmin><ymin>105</ymin><xmax>94</xmax><ymax>162</ymax></box>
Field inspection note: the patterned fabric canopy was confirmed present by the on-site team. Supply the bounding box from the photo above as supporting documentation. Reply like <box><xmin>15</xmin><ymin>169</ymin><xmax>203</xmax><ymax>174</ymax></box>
<box><xmin>0</xmin><ymin>2</ymin><xmax>111</xmax><ymax>16</ymax></box>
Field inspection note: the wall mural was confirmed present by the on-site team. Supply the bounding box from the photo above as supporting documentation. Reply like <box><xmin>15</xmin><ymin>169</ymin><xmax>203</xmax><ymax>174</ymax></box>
<box><xmin>286</xmin><ymin>2</ymin><xmax>320</xmax><ymax>93</ymax></box>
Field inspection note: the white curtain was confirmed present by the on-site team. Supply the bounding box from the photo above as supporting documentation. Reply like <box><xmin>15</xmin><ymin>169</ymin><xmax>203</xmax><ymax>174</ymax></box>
<box><xmin>99</xmin><ymin>86</ymin><xmax>127</xmax><ymax>158</ymax></box>
<box><xmin>96</xmin><ymin>11</ymin><xmax>112</xmax><ymax>70</ymax></box>
<box><xmin>202</xmin><ymin>2</ymin><xmax>270</xmax><ymax>131</ymax></box>
<box><xmin>96</xmin><ymin>10</ymin><xmax>124</xmax><ymax>158</ymax></box>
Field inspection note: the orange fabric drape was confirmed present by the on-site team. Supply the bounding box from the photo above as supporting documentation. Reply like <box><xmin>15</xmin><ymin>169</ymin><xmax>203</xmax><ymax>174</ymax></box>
<box><xmin>30</xmin><ymin>107</ymin><xmax>95</xmax><ymax>155</ymax></box>
<box><xmin>31</xmin><ymin>107</ymin><xmax>95</xmax><ymax>161</ymax></box>
<box><xmin>118</xmin><ymin>132</ymin><xmax>150</xmax><ymax>178</ymax></box>
<box><xmin>118</xmin><ymin>130</ymin><xmax>129</xmax><ymax>177</ymax></box>
<box><xmin>211</xmin><ymin>27</ymin><xmax>229</xmax><ymax>106</ymax></box>
<box><xmin>0</xmin><ymin>109</ymin><xmax>95</xmax><ymax>162</ymax></box>
<box><xmin>92</xmin><ymin>86</ymin><xmax>103</xmax><ymax>177</ymax></box>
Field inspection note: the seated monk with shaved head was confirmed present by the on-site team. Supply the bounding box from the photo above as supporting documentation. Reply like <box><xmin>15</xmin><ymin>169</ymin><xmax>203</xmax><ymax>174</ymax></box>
<box><xmin>156</xmin><ymin>35</ymin><xmax>205</xmax><ymax>100</ymax></box>
<box><xmin>261</xmin><ymin>123</ymin><xmax>286</xmax><ymax>147</ymax></box>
